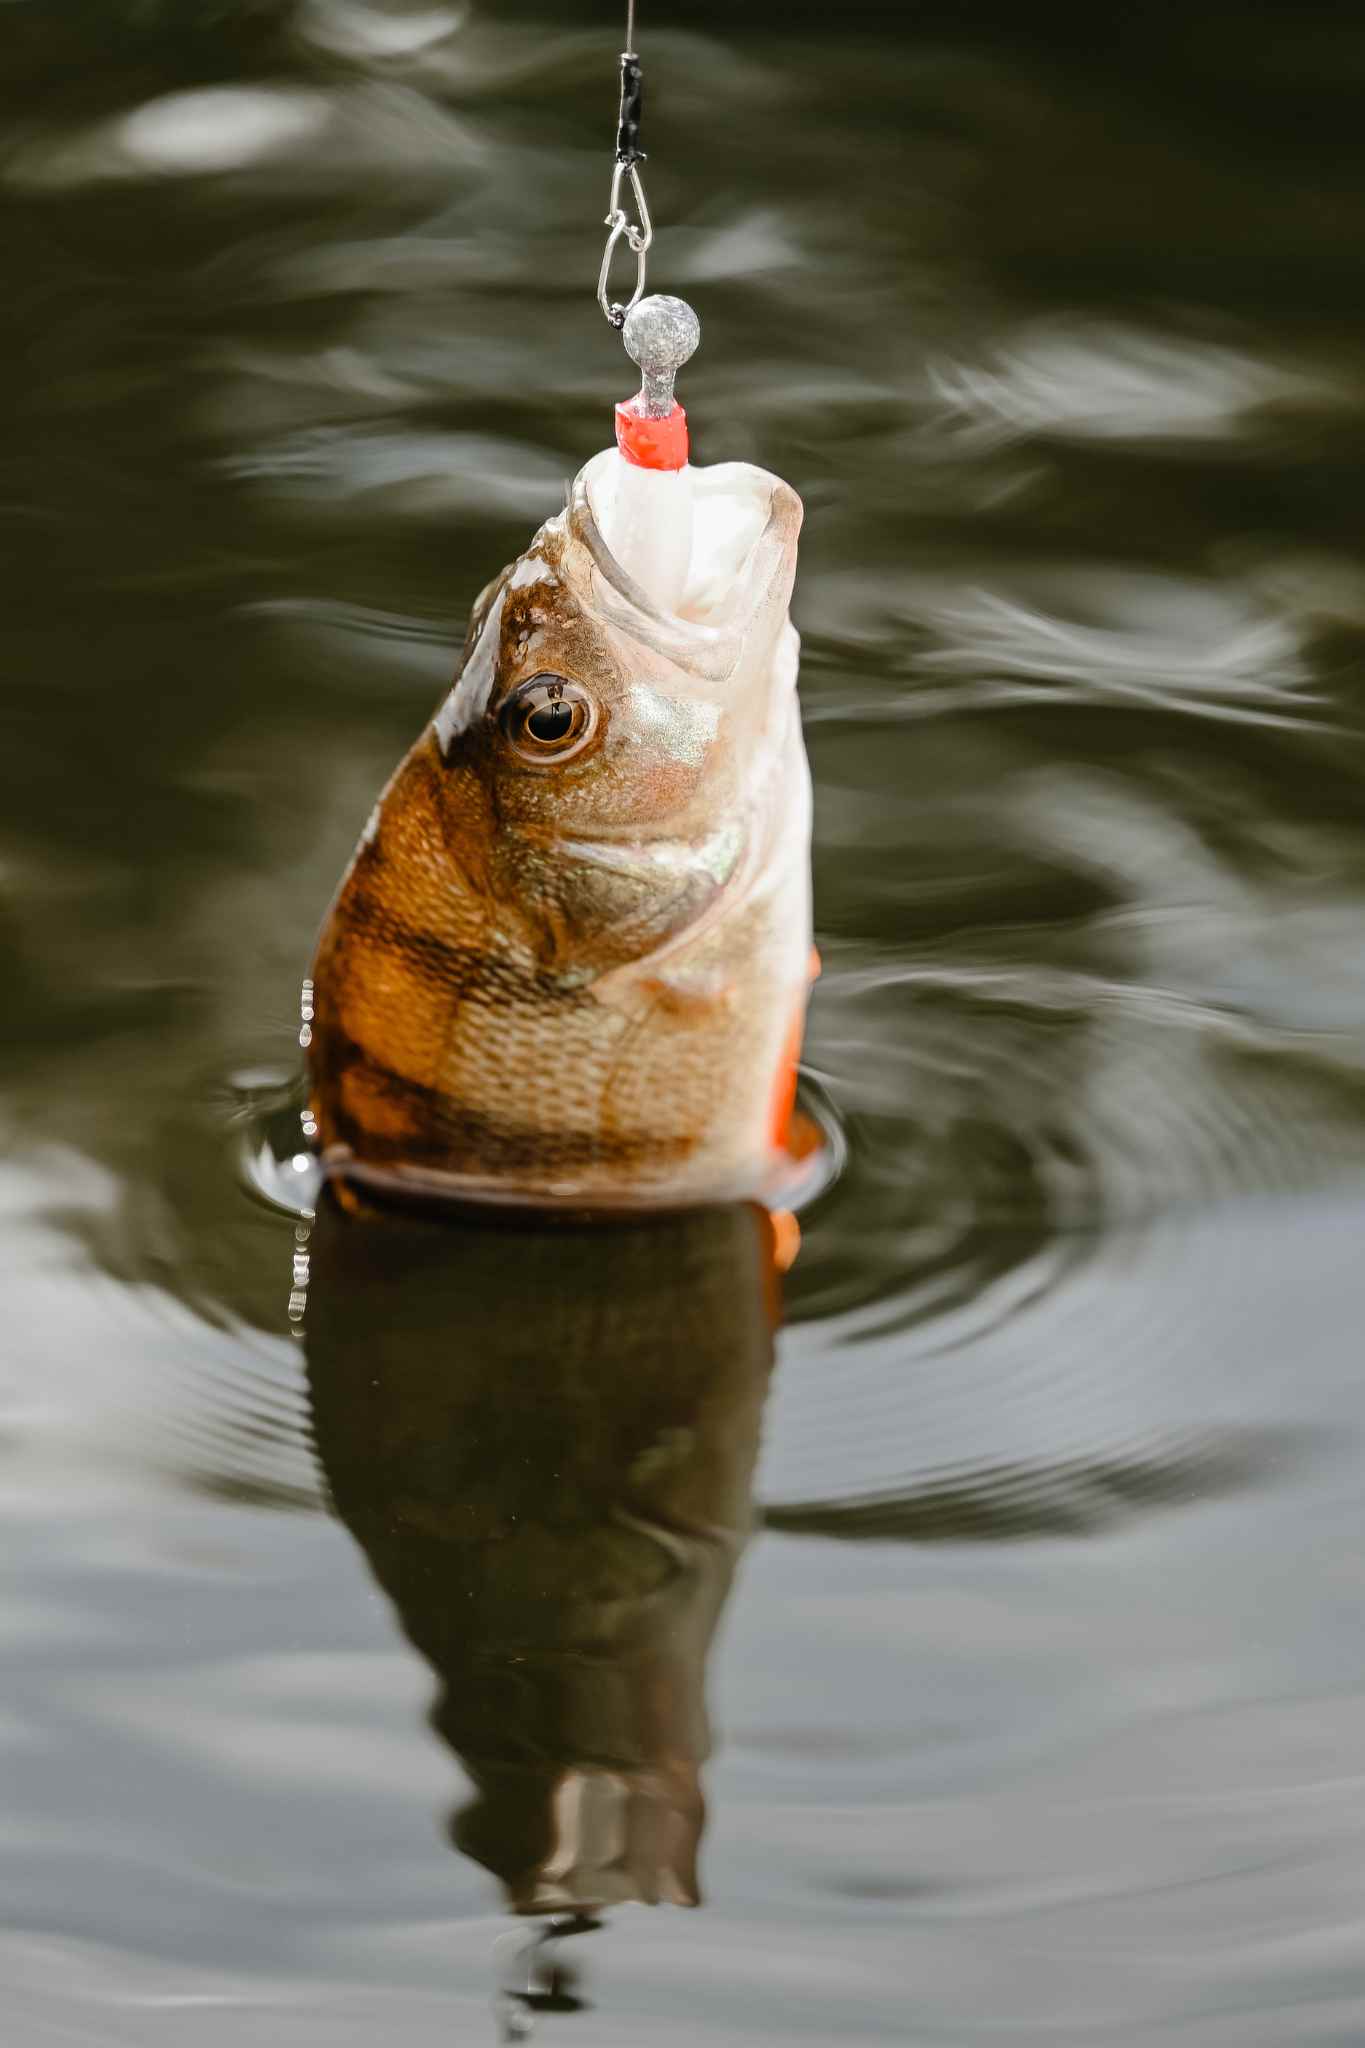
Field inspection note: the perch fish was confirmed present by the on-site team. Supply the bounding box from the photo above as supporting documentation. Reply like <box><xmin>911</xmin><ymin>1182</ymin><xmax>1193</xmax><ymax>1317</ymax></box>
<box><xmin>307</xmin><ymin>298</ymin><xmax>813</xmax><ymax>1211</ymax></box>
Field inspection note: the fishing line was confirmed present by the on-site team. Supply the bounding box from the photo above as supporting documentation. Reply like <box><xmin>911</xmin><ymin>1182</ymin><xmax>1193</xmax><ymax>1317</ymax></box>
<box><xmin>598</xmin><ymin>0</ymin><xmax>652</xmax><ymax>325</ymax></box>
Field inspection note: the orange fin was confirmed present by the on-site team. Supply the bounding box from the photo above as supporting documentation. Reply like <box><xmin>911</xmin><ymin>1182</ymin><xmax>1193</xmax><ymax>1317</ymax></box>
<box><xmin>770</xmin><ymin>1208</ymin><xmax>802</xmax><ymax>1273</ymax></box>
<box><xmin>767</xmin><ymin>998</ymin><xmax>807</xmax><ymax>1154</ymax></box>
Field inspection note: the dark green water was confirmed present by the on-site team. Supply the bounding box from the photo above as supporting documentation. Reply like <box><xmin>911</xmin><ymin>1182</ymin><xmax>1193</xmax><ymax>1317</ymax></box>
<box><xmin>8</xmin><ymin>3</ymin><xmax>1365</xmax><ymax>2040</ymax></box>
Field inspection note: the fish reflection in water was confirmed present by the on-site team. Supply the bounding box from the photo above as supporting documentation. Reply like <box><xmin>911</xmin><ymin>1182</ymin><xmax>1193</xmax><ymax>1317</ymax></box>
<box><xmin>304</xmin><ymin>1191</ymin><xmax>780</xmax><ymax>1992</ymax></box>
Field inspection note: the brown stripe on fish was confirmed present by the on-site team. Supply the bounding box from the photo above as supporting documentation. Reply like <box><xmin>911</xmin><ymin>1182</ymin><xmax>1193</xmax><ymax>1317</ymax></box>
<box><xmin>336</xmin><ymin>887</ymin><xmax>494</xmax><ymax>996</ymax></box>
<box><xmin>308</xmin><ymin>725</ymin><xmax>515</xmax><ymax>1090</ymax></box>
<box><xmin>371</xmin><ymin>739</ymin><xmax>497</xmax><ymax>911</ymax></box>
<box><xmin>315</xmin><ymin>884</ymin><xmax>574</xmax><ymax>1100</ymax></box>
<box><xmin>319</xmin><ymin>1034</ymin><xmax>696</xmax><ymax>1175</ymax></box>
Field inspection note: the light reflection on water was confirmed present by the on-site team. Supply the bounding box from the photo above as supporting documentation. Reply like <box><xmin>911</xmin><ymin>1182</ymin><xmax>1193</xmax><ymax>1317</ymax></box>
<box><xmin>6</xmin><ymin>1</ymin><xmax>1365</xmax><ymax>2041</ymax></box>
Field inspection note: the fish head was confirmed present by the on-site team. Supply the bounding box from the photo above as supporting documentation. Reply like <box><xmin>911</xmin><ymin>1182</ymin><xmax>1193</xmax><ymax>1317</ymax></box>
<box><xmin>426</xmin><ymin>456</ymin><xmax>804</xmax><ymax>976</ymax></box>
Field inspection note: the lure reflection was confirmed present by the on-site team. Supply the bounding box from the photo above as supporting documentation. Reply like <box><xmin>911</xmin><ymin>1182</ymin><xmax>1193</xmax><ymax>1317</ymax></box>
<box><xmin>304</xmin><ymin>1193</ymin><xmax>780</xmax><ymax>1915</ymax></box>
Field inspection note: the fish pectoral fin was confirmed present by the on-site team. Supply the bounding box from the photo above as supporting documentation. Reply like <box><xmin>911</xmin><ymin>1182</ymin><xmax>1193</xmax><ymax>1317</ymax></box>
<box><xmin>590</xmin><ymin>959</ymin><xmax>734</xmax><ymax>1020</ymax></box>
<box><xmin>636</xmin><ymin>968</ymin><xmax>736</xmax><ymax>1021</ymax></box>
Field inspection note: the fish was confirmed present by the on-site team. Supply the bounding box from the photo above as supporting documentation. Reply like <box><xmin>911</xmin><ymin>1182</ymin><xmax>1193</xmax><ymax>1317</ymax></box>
<box><xmin>305</xmin><ymin>1191</ymin><xmax>780</xmax><ymax>1913</ymax></box>
<box><xmin>306</xmin><ymin>448</ymin><xmax>813</xmax><ymax>1212</ymax></box>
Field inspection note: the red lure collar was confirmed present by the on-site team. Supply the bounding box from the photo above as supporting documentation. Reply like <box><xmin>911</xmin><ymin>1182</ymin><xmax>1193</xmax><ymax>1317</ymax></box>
<box><xmin>614</xmin><ymin>397</ymin><xmax>689</xmax><ymax>471</ymax></box>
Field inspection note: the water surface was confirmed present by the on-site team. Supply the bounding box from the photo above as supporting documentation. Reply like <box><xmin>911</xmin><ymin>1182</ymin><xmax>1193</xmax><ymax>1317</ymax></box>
<box><xmin>6</xmin><ymin>2</ymin><xmax>1365</xmax><ymax>2041</ymax></box>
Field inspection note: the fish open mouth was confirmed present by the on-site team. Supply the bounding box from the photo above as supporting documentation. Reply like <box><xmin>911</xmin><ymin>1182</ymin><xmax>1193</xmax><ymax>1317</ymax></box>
<box><xmin>580</xmin><ymin>451</ymin><xmax>776</xmax><ymax>619</ymax></box>
<box><xmin>571</xmin><ymin>454</ymin><xmax>802</xmax><ymax>683</ymax></box>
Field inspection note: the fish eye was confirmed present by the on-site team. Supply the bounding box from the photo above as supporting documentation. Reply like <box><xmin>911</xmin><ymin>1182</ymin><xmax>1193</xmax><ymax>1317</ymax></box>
<box><xmin>501</xmin><ymin>675</ymin><xmax>597</xmax><ymax>763</ymax></box>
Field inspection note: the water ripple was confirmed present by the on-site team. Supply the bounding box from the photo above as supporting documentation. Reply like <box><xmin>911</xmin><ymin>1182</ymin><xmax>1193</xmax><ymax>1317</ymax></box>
<box><xmin>803</xmin><ymin>567</ymin><xmax>1324</xmax><ymax>731</ymax></box>
<box><xmin>760</xmin><ymin>933</ymin><xmax>1365</xmax><ymax>1534</ymax></box>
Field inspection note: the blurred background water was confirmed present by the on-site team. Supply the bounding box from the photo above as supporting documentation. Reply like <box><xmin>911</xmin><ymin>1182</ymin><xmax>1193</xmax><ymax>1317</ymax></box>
<box><xmin>7</xmin><ymin>0</ymin><xmax>1365</xmax><ymax>2040</ymax></box>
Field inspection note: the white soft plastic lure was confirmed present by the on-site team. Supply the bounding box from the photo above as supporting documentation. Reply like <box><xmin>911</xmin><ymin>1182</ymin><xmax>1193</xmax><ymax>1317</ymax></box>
<box><xmin>307</xmin><ymin>296</ymin><xmax>814</xmax><ymax>1212</ymax></box>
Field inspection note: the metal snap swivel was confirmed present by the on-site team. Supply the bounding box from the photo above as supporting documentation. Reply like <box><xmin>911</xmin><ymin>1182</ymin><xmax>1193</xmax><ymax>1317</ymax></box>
<box><xmin>598</xmin><ymin>158</ymin><xmax>652</xmax><ymax>327</ymax></box>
